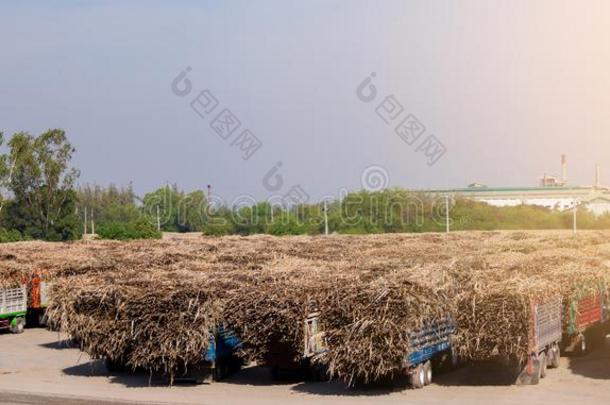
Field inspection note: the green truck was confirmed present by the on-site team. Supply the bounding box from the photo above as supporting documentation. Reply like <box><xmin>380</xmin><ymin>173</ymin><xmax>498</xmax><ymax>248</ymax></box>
<box><xmin>0</xmin><ymin>284</ymin><xmax>27</xmax><ymax>334</ymax></box>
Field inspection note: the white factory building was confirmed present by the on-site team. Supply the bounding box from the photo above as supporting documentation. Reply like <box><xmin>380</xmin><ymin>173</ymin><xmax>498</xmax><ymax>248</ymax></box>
<box><xmin>433</xmin><ymin>185</ymin><xmax>610</xmax><ymax>216</ymax></box>
<box><xmin>431</xmin><ymin>157</ymin><xmax>610</xmax><ymax>216</ymax></box>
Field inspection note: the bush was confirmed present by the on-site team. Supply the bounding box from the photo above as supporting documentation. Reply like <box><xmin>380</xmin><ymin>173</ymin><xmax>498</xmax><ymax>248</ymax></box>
<box><xmin>97</xmin><ymin>219</ymin><xmax>162</xmax><ymax>240</ymax></box>
<box><xmin>202</xmin><ymin>220</ymin><xmax>235</xmax><ymax>237</ymax></box>
<box><xmin>0</xmin><ymin>228</ymin><xmax>24</xmax><ymax>243</ymax></box>
<box><xmin>266</xmin><ymin>217</ymin><xmax>308</xmax><ymax>236</ymax></box>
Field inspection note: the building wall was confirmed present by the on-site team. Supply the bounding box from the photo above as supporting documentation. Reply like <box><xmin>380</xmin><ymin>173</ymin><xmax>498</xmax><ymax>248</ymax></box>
<box><xmin>478</xmin><ymin>198</ymin><xmax>576</xmax><ymax>210</ymax></box>
<box><xmin>434</xmin><ymin>187</ymin><xmax>610</xmax><ymax>217</ymax></box>
<box><xmin>584</xmin><ymin>200</ymin><xmax>610</xmax><ymax>216</ymax></box>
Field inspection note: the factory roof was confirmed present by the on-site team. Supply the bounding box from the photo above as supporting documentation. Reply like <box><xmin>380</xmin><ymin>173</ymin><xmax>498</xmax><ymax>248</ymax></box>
<box><xmin>427</xmin><ymin>185</ymin><xmax>610</xmax><ymax>198</ymax></box>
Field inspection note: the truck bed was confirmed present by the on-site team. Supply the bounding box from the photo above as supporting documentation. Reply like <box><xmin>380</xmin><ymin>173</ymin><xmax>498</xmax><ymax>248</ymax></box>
<box><xmin>566</xmin><ymin>288</ymin><xmax>609</xmax><ymax>336</ymax></box>
<box><xmin>405</xmin><ymin>316</ymin><xmax>456</xmax><ymax>367</ymax></box>
<box><xmin>0</xmin><ymin>285</ymin><xmax>27</xmax><ymax>318</ymax></box>
<box><xmin>530</xmin><ymin>295</ymin><xmax>562</xmax><ymax>353</ymax></box>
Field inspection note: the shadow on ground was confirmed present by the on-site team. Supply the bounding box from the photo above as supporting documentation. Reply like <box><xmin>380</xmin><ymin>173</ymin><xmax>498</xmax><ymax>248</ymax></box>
<box><xmin>568</xmin><ymin>337</ymin><xmax>610</xmax><ymax>380</ymax></box>
<box><xmin>62</xmin><ymin>360</ymin><xmax>169</xmax><ymax>388</ymax></box>
<box><xmin>290</xmin><ymin>378</ymin><xmax>406</xmax><ymax>397</ymax></box>
<box><xmin>62</xmin><ymin>361</ymin><xmax>401</xmax><ymax>396</ymax></box>
<box><xmin>221</xmin><ymin>365</ymin><xmax>296</xmax><ymax>387</ymax></box>
<box><xmin>59</xmin><ymin>339</ymin><xmax>610</xmax><ymax>392</ymax></box>
<box><xmin>39</xmin><ymin>339</ymin><xmax>77</xmax><ymax>350</ymax></box>
<box><xmin>224</xmin><ymin>365</ymin><xmax>403</xmax><ymax>396</ymax></box>
<box><xmin>433</xmin><ymin>362</ymin><xmax>519</xmax><ymax>387</ymax></box>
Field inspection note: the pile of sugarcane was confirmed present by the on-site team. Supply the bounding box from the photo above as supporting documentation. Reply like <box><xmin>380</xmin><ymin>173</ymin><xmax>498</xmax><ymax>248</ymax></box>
<box><xmin>3</xmin><ymin>231</ymin><xmax>610</xmax><ymax>385</ymax></box>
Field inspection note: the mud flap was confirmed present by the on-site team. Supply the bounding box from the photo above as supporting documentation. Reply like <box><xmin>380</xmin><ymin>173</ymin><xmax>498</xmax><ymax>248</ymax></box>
<box><xmin>516</xmin><ymin>355</ymin><xmax>541</xmax><ymax>386</ymax></box>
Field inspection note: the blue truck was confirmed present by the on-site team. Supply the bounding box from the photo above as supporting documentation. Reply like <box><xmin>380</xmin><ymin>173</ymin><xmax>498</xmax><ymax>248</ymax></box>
<box><xmin>203</xmin><ymin>326</ymin><xmax>243</xmax><ymax>381</ymax></box>
<box><xmin>401</xmin><ymin>316</ymin><xmax>458</xmax><ymax>389</ymax></box>
<box><xmin>302</xmin><ymin>309</ymin><xmax>458</xmax><ymax>389</ymax></box>
<box><xmin>106</xmin><ymin>325</ymin><xmax>242</xmax><ymax>383</ymax></box>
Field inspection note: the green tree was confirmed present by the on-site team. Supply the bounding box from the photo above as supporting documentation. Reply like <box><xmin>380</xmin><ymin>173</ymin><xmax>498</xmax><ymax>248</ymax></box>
<box><xmin>3</xmin><ymin>130</ymin><xmax>80</xmax><ymax>241</ymax></box>
<box><xmin>141</xmin><ymin>185</ymin><xmax>208</xmax><ymax>233</ymax></box>
<box><xmin>179</xmin><ymin>190</ymin><xmax>208</xmax><ymax>232</ymax></box>
<box><xmin>77</xmin><ymin>183</ymin><xmax>140</xmax><ymax>226</ymax></box>
<box><xmin>141</xmin><ymin>185</ymin><xmax>183</xmax><ymax>232</ymax></box>
<box><xmin>0</xmin><ymin>131</ymin><xmax>24</xmax><ymax>216</ymax></box>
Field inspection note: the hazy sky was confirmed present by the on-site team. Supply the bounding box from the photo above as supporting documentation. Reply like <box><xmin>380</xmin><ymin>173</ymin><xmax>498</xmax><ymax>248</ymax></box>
<box><xmin>1</xmin><ymin>0</ymin><xmax>609</xmax><ymax>202</ymax></box>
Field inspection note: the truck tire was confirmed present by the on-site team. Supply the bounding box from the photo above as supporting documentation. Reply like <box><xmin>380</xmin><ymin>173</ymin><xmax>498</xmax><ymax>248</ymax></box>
<box><xmin>529</xmin><ymin>355</ymin><xmax>541</xmax><ymax>385</ymax></box>
<box><xmin>423</xmin><ymin>361</ymin><xmax>433</xmax><ymax>386</ymax></box>
<box><xmin>410</xmin><ymin>365</ymin><xmax>425</xmax><ymax>389</ymax></box>
<box><xmin>576</xmin><ymin>334</ymin><xmax>587</xmax><ymax>355</ymax></box>
<box><xmin>451</xmin><ymin>347</ymin><xmax>460</xmax><ymax>369</ymax></box>
<box><xmin>549</xmin><ymin>344</ymin><xmax>561</xmax><ymax>369</ymax></box>
<box><xmin>38</xmin><ymin>311</ymin><xmax>47</xmax><ymax>327</ymax></box>
<box><xmin>539</xmin><ymin>352</ymin><xmax>547</xmax><ymax>379</ymax></box>
<box><xmin>213</xmin><ymin>362</ymin><xmax>229</xmax><ymax>381</ymax></box>
<box><xmin>305</xmin><ymin>364</ymin><xmax>328</xmax><ymax>382</ymax></box>
<box><xmin>10</xmin><ymin>317</ymin><xmax>25</xmax><ymax>334</ymax></box>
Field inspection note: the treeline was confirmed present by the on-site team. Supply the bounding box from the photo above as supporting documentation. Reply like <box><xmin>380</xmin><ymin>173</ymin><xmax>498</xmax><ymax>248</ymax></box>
<box><xmin>75</xmin><ymin>186</ymin><xmax>610</xmax><ymax>237</ymax></box>
<box><xmin>2</xmin><ymin>129</ymin><xmax>610</xmax><ymax>242</ymax></box>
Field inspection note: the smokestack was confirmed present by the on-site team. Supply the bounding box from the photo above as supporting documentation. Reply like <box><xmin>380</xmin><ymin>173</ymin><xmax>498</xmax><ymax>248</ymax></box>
<box><xmin>561</xmin><ymin>154</ymin><xmax>567</xmax><ymax>185</ymax></box>
<box><xmin>596</xmin><ymin>164</ymin><xmax>601</xmax><ymax>189</ymax></box>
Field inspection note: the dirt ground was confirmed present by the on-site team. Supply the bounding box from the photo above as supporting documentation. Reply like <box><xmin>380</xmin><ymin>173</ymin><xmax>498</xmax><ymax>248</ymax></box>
<box><xmin>2</xmin><ymin>329</ymin><xmax>610</xmax><ymax>405</ymax></box>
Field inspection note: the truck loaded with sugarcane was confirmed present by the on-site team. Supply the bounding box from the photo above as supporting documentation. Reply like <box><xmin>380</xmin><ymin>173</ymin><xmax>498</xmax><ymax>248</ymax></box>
<box><xmin>514</xmin><ymin>295</ymin><xmax>563</xmax><ymax>385</ymax></box>
<box><xmin>266</xmin><ymin>301</ymin><xmax>459</xmax><ymax>389</ymax></box>
<box><xmin>0</xmin><ymin>282</ymin><xmax>28</xmax><ymax>334</ymax></box>
<box><xmin>1</xmin><ymin>271</ymin><xmax>54</xmax><ymax>334</ymax></box>
<box><xmin>562</xmin><ymin>284</ymin><xmax>609</xmax><ymax>355</ymax></box>
<box><xmin>105</xmin><ymin>324</ymin><xmax>243</xmax><ymax>384</ymax></box>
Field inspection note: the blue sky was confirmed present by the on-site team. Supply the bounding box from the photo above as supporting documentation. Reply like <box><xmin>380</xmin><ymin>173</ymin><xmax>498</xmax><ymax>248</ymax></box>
<box><xmin>1</xmin><ymin>0</ymin><xmax>609</xmax><ymax>202</ymax></box>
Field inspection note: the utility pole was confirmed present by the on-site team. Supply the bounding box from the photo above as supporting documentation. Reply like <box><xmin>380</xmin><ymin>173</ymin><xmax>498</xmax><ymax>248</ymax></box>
<box><xmin>84</xmin><ymin>206</ymin><xmax>88</xmax><ymax>235</ymax></box>
<box><xmin>445</xmin><ymin>195</ymin><xmax>450</xmax><ymax>233</ymax></box>
<box><xmin>156</xmin><ymin>205</ymin><xmax>161</xmax><ymax>232</ymax></box>
<box><xmin>573</xmin><ymin>203</ymin><xmax>577</xmax><ymax>235</ymax></box>
<box><xmin>323</xmin><ymin>200</ymin><xmax>329</xmax><ymax>236</ymax></box>
<box><xmin>91</xmin><ymin>211</ymin><xmax>95</xmax><ymax>235</ymax></box>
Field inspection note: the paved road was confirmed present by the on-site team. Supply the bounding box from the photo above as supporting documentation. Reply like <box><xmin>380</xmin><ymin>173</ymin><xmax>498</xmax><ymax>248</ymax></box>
<box><xmin>1</xmin><ymin>329</ymin><xmax>610</xmax><ymax>404</ymax></box>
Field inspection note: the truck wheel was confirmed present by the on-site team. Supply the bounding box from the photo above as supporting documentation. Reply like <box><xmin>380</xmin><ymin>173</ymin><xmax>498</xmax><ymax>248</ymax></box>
<box><xmin>410</xmin><ymin>365</ymin><xmax>425</xmax><ymax>389</ymax></box>
<box><xmin>213</xmin><ymin>365</ymin><xmax>222</xmax><ymax>381</ymax></box>
<box><xmin>38</xmin><ymin>312</ymin><xmax>47</xmax><ymax>327</ymax></box>
<box><xmin>423</xmin><ymin>361</ymin><xmax>433</xmax><ymax>386</ymax></box>
<box><xmin>539</xmin><ymin>352</ymin><xmax>547</xmax><ymax>379</ymax></box>
<box><xmin>549</xmin><ymin>344</ymin><xmax>561</xmax><ymax>369</ymax></box>
<box><xmin>451</xmin><ymin>348</ymin><xmax>460</xmax><ymax>369</ymax></box>
<box><xmin>10</xmin><ymin>317</ymin><xmax>25</xmax><ymax>334</ymax></box>
<box><xmin>529</xmin><ymin>355</ymin><xmax>541</xmax><ymax>385</ymax></box>
<box><xmin>213</xmin><ymin>362</ymin><xmax>229</xmax><ymax>381</ymax></box>
<box><xmin>306</xmin><ymin>365</ymin><xmax>327</xmax><ymax>382</ymax></box>
<box><xmin>576</xmin><ymin>334</ymin><xmax>587</xmax><ymax>355</ymax></box>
